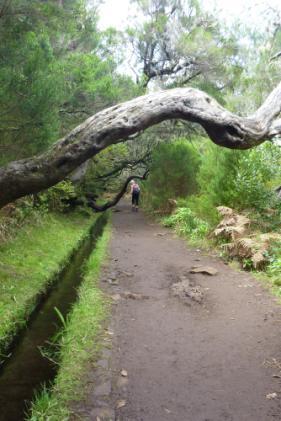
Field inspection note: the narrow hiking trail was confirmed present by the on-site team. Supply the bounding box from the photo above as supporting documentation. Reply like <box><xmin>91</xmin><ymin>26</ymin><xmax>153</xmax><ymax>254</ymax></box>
<box><xmin>73</xmin><ymin>202</ymin><xmax>281</xmax><ymax>421</ymax></box>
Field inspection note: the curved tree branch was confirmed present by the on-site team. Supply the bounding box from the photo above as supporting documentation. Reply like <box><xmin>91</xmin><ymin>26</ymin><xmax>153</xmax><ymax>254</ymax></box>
<box><xmin>88</xmin><ymin>171</ymin><xmax>149</xmax><ymax>212</ymax></box>
<box><xmin>143</xmin><ymin>59</ymin><xmax>198</xmax><ymax>84</ymax></box>
<box><xmin>270</xmin><ymin>50</ymin><xmax>281</xmax><ymax>62</ymax></box>
<box><xmin>95</xmin><ymin>153</ymin><xmax>151</xmax><ymax>180</ymax></box>
<box><xmin>1</xmin><ymin>83</ymin><xmax>281</xmax><ymax>208</ymax></box>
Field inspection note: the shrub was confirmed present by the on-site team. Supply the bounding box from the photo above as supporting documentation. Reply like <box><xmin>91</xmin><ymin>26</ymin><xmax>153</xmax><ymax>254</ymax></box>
<box><xmin>144</xmin><ymin>139</ymin><xmax>200</xmax><ymax>213</ymax></box>
<box><xmin>39</xmin><ymin>181</ymin><xmax>77</xmax><ymax>212</ymax></box>
<box><xmin>266</xmin><ymin>240</ymin><xmax>281</xmax><ymax>283</ymax></box>
<box><xmin>162</xmin><ymin>206</ymin><xmax>210</xmax><ymax>240</ymax></box>
<box><xmin>233</xmin><ymin>143</ymin><xmax>281</xmax><ymax>211</ymax></box>
<box><xmin>197</xmin><ymin>143</ymin><xmax>242</xmax><ymax>209</ymax></box>
<box><xmin>194</xmin><ymin>142</ymin><xmax>281</xmax><ymax>220</ymax></box>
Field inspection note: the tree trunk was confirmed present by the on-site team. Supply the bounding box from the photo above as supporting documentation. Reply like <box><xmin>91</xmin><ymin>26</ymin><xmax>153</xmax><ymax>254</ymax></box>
<box><xmin>1</xmin><ymin>83</ymin><xmax>281</xmax><ymax>208</ymax></box>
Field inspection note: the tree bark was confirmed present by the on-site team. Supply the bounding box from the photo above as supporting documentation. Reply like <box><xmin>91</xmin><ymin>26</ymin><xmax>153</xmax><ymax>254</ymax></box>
<box><xmin>1</xmin><ymin>83</ymin><xmax>281</xmax><ymax>208</ymax></box>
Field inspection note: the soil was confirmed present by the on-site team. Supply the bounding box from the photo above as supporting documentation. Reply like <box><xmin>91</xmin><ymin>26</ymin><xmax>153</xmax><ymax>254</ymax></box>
<box><xmin>72</xmin><ymin>201</ymin><xmax>281</xmax><ymax>421</ymax></box>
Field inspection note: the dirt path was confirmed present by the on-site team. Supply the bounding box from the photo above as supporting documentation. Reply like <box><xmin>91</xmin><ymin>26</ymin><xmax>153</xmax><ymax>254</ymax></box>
<box><xmin>73</xmin><ymin>202</ymin><xmax>281</xmax><ymax>421</ymax></box>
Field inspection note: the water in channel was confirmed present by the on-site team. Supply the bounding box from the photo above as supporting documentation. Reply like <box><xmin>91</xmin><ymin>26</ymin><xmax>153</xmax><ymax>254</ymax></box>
<box><xmin>0</xmin><ymin>215</ymin><xmax>106</xmax><ymax>421</ymax></box>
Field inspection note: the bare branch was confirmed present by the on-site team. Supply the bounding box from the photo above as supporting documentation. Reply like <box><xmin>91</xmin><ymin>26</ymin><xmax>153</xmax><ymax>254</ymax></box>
<box><xmin>88</xmin><ymin>171</ymin><xmax>149</xmax><ymax>212</ymax></box>
<box><xmin>1</xmin><ymin>84</ymin><xmax>281</xmax><ymax>208</ymax></box>
<box><xmin>95</xmin><ymin>153</ymin><xmax>151</xmax><ymax>180</ymax></box>
<box><xmin>270</xmin><ymin>50</ymin><xmax>281</xmax><ymax>62</ymax></box>
<box><xmin>59</xmin><ymin>109</ymin><xmax>92</xmax><ymax>116</ymax></box>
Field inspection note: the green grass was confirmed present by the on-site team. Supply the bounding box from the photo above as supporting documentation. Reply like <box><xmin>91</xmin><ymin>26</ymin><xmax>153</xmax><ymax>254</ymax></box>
<box><xmin>254</xmin><ymin>246</ymin><xmax>281</xmax><ymax>301</ymax></box>
<box><xmin>161</xmin><ymin>207</ymin><xmax>213</xmax><ymax>249</ymax></box>
<box><xmin>0</xmin><ymin>212</ymin><xmax>95</xmax><ymax>358</ymax></box>
<box><xmin>28</xmin><ymin>223</ymin><xmax>111</xmax><ymax>420</ymax></box>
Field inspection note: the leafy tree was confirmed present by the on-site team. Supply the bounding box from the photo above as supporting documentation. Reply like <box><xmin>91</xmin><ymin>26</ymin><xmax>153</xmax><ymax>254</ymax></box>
<box><xmin>127</xmin><ymin>0</ymin><xmax>240</xmax><ymax>98</ymax></box>
<box><xmin>144</xmin><ymin>139</ymin><xmax>200</xmax><ymax>212</ymax></box>
<box><xmin>190</xmin><ymin>142</ymin><xmax>281</xmax><ymax>220</ymax></box>
<box><xmin>0</xmin><ymin>0</ymin><xmax>138</xmax><ymax>166</ymax></box>
<box><xmin>1</xmin><ymin>1</ymin><xmax>281</xmax><ymax>209</ymax></box>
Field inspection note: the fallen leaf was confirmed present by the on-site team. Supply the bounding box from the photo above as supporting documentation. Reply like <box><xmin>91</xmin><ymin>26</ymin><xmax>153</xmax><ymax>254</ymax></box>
<box><xmin>272</xmin><ymin>374</ymin><xmax>281</xmax><ymax>378</ymax></box>
<box><xmin>164</xmin><ymin>408</ymin><xmax>171</xmax><ymax>414</ymax></box>
<box><xmin>266</xmin><ymin>392</ymin><xmax>277</xmax><ymax>399</ymax></box>
<box><xmin>116</xmin><ymin>399</ymin><xmax>127</xmax><ymax>409</ymax></box>
<box><xmin>121</xmin><ymin>369</ymin><xmax>128</xmax><ymax>377</ymax></box>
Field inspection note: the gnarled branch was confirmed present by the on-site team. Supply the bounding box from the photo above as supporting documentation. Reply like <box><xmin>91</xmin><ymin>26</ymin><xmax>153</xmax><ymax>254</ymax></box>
<box><xmin>88</xmin><ymin>171</ymin><xmax>149</xmax><ymax>212</ymax></box>
<box><xmin>95</xmin><ymin>153</ymin><xmax>151</xmax><ymax>180</ymax></box>
<box><xmin>1</xmin><ymin>83</ymin><xmax>281</xmax><ymax>208</ymax></box>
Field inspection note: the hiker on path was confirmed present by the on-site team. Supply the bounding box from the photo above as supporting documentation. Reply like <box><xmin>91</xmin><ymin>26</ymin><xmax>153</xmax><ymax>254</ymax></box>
<box><xmin>130</xmin><ymin>180</ymin><xmax>140</xmax><ymax>212</ymax></box>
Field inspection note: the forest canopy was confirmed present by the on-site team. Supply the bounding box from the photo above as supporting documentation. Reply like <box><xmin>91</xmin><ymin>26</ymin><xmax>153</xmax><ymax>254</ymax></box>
<box><xmin>0</xmin><ymin>0</ymin><xmax>281</xmax><ymax>208</ymax></box>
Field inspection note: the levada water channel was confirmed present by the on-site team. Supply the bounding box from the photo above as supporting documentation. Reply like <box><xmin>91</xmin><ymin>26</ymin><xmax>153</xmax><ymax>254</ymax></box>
<box><xmin>0</xmin><ymin>214</ymin><xmax>107</xmax><ymax>421</ymax></box>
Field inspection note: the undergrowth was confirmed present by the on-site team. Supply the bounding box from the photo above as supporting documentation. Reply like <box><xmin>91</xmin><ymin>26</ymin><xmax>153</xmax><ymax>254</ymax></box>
<box><xmin>28</xmin><ymin>222</ymin><xmax>111</xmax><ymax>420</ymax></box>
<box><xmin>0</xmin><ymin>211</ymin><xmax>95</xmax><ymax>359</ymax></box>
<box><xmin>142</xmin><ymin>138</ymin><xmax>281</xmax><ymax>298</ymax></box>
<box><xmin>162</xmin><ymin>206</ymin><xmax>211</xmax><ymax>245</ymax></box>
<box><xmin>263</xmin><ymin>240</ymin><xmax>281</xmax><ymax>297</ymax></box>
<box><xmin>162</xmin><ymin>206</ymin><xmax>281</xmax><ymax>298</ymax></box>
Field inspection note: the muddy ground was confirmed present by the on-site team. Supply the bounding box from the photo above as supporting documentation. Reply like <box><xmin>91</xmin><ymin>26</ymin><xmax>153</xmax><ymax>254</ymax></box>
<box><xmin>72</xmin><ymin>202</ymin><xmax>281</xmax><ymax>421</ymax></box>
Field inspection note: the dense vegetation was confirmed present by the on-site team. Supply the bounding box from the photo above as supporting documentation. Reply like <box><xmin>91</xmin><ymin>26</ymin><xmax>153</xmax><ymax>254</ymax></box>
<box><xmin>150</xmin><ymin>139</ymin><xmax>281</xmax><ymax>292</ymax></box>
<box><xmin>0</xmin><ymin>0</ymin><xmax>280</xmax><ymax>321</ymax></box>
<box><xmin>0</xmin><ymin>0</ymin><xmax>137</xmax><ymax>165</ymax></box>
<box><xmin>0</xmin><ymin>0</ymin><xmax>280</xmax><ymax>205</ymax></box>
<box><xmin>0</xmin><ymin>0</ymin><xmax>281</xmax><ymax>417</ymax></box>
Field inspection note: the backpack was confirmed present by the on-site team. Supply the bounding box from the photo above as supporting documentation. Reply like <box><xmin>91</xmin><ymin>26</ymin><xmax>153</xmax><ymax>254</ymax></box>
<box><xmin>133</xmin><ymin>184</ymin><xmax>140</xmax><ymax>193</ymax></box>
